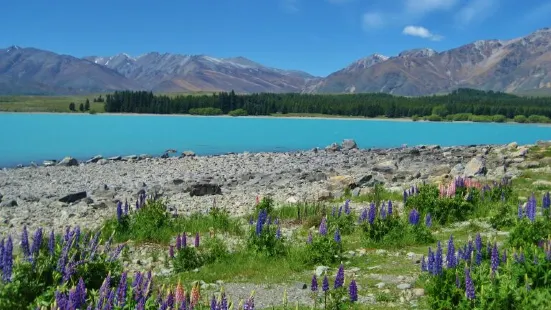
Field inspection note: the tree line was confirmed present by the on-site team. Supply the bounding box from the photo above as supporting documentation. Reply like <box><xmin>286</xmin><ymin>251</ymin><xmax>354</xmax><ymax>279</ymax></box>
<box><xmin>103</xmin><ymin>89</ymin><xmax>551</xmax><ymax>119</ymax></box>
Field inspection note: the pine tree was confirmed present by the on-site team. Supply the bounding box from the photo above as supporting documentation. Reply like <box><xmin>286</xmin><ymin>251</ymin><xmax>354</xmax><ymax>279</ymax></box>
<box><xmin>69</xmin><ymin>102</ymin><xmax>75</xmax><ymax>111</ymax></box>
<box><xmin>79</xmin><ymin>103</ymin><xmax>84</xmax><ymax>112</ymax></box>
<box><xmin>84</xmin><ymin>99</ymin><xmax>90</xmax><ymax>111</ymax></box>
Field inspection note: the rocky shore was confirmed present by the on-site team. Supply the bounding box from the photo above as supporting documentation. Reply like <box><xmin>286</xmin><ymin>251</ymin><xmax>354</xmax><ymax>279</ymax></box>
<box><xmin>0</xmin><ymin>140</ymin><xmax>540</xmax><ymax>237</ymax></box>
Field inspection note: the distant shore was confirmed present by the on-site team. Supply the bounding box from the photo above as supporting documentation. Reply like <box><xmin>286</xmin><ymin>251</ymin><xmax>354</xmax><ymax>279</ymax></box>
<box><xmin>2</xmin><ymin>111</ymin><xmax>550</xmax><ymax>126</ymax></box>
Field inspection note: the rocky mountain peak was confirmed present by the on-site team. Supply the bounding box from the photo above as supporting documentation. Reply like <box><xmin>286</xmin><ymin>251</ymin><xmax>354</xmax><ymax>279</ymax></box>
<box><xmin>398</xmin><ymin>48</ymin><xmax>437</xmax><ymax>58</ymax></box>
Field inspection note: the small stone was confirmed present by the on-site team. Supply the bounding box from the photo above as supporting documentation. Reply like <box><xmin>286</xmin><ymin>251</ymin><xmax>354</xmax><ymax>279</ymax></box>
<box><xmin>397</xmin><ymin>283</ymin><xmax>412</xmax><ymax>290</ymax></box>
<box><xmin>376</xmin><ymin>282</ymin><xmax>386</xmax><ymax>289</ymax></box>
<box><xmin>376</xmin><ymin>249</ymin><xmax>388</xmax><ymax>255</ymax></box>
<box><xmin>413</xmin><ymin>288</ymin><xmax>425</xmax><ymax>297</ymax></box>
<box><xmin>315</xmin><ymin>266</ymin><xmax>329</xmax><ymax>277</ymax></box>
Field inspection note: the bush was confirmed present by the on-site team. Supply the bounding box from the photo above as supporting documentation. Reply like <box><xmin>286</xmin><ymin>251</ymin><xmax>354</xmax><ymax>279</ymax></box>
<box><xmin>514</xmin><ymin>115</ymin><xmax>527</xmax><ymax>123</ymax></box>
<box><xmin>412</xmin><ymin>115</ymin><xmax>420</xmax><ymax>121</ymax></box>
<box><xmin>247</xmin><ymin>208</ymin><xmax>286</xmax><ymax>257</ymax></box>
<box><xmin>0</xmin><ymin>226</ymin><xmax>123</xmax><ymax>309</ymax></box>
<box><xmin>492</xmin><ymin>114</ymin><xmax>507</xmax><ymax>122</ymax></box>
<box><xmin>528</xmin><ymin>114</ymin><xmax>551</xmax><ymax>123</ymax></box>
<box><xmin>421</xmin><ymin>235</ymin><xmax>551</xmax><ymax>310</ymax></box>
<box><xmin>303</xmin><ymin>217</ymin><xmax>343</xmax><ymax>265</ymax></box>
<box><xmin>426</xmin><ymin>114</ymin><xmax>442</xmax><ymax>122</ymax></box>
<box><xmin>171</xmin><ymin>233</ymin><xmax>228</xmax><ymax>272</ymax></box>
<box><xmin>188</xmin><ymin>107</ymin><xmax>223</xmax><ymax>115</ymax></box>
<box><xmin>326</xmin><ymin>201</ymin><xmax>356</xmax><ymax>235</ymax></box>
<box><xmin>450</xmin><ymin>113</ymin><xmax>473</xmax><ymax>121</ymax></box>
<box><xmin>468</xmin><ymin>114</ymin><xmax>494</xmax><ymax>122</ymax></box>
<box><xmin>228</xmin><ymin>108</ymin><xmax>248</xmax><ymax>116</ymax></box>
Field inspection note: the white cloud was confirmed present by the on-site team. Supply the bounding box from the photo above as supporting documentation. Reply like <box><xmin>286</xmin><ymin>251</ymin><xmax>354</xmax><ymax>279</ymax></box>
<box><xmin>405</xmin><ymin>0</ymin><xmax>458</xmax><ymax>14</ymax></box>
<box><xmin>402</xmin><ymin>25</ymin><xmax>443</xmax><ymax>41</ymax></box>
<box><xmin>455</xmin><ymin>0</ymin><xmax>498</xmax><ymax>26</ymax></box>
<box><xmin>362</xmin><ymin>12</ymin><xmax>385</xmax><ymax>30</ymax></box>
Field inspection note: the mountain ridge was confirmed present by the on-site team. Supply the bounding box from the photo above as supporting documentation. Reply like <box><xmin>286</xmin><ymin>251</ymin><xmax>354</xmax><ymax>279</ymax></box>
<box><xmin>1</xmin><ymin>27</ymin><xmax>551</xmax><ymax>96</ymax></box>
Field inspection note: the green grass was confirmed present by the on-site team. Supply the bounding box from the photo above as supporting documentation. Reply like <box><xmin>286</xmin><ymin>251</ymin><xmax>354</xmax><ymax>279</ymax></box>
<box><xmin>0</xmin><ymin>95</ymin><xmax>106</xmax><ymax>112</ymax></box>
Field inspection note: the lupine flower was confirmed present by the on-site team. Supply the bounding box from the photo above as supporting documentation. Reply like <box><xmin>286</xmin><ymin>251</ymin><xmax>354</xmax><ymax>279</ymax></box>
<box><xmin>31</xmin><ymin>227</ymin><xmax>43</xmax><ymax>257</ymax></box>
<box><xmin>359</xmin><ymin>208</ymin><xmax>368</xmax><ymax>222</ymax></box>
<box><xmin>334</xmin><ymin>264</ymin><xmax>345</xmax><ymax>289</ymax></box>
<box><xmin>403</xmin><ymin>190</ymin><xmax>408</xmax><ymax>203</ymax></box>
<box><xmin>311</xmin><ymin>275</ymin><xmax>318</xmax><ymax>292</ymax></box>
<box><xmin>447</xmin><ymin>235</ymin><xmax>456</xmax><ymax>268</ymax></box>
<box><xmin>334</xmin><ymin>228</ymin><xmax>341</xmax><ymax>243</ymax></box>
<box><xmin>465</xmin><ymin>268</ymin><xmax>476</xmax><ymax>300</ymax></box>
<box><xmin>380</xmin><ymin>203</ymin><xmax>387</xmax><ymax>219</ymax></box>
<box><xmin>21</xmin><ymin>225</ymin><xmax>30</xmax><ymax>258</ymax></box>
<box><xmin>408</xmin><ymin>209</ymin><xmax>420</xmax><ymax>225</ymax></box>
<box><xmin>176</xmin><ymin>234</ymin><xmax>182</xmax><ymax>250</ymax></box>
<box><xmin>166</xmin><ymin>290</ymin><xmax>175</xmax><ymax>308</ymax></box>
<box><xmin>182</xmin><ymin>233</ymin><xmax>187</xmax><ymax>248</ymax></box>
<box><xmin>175</xmin><ymin>280</ymin><xmax>185</xmax><ymax>305</ymax></box>
<box><xmin>243</xmin><ymin>295</ymin><xmax>255</xmax><ymax>310</ymax></box>
<box><xmin>502</xmin><ymin>249</ymin><xmax>507</xmax><ymax>263</ymax></box>
<box><xmin>368</xmin><ymin>203</ymin><xmax>376</xmax><ymax>224</ymax></box>
<box><xmin>0</xmin><ymin>238</ymin><xmax>4</xmax><ymax>271</ymax></box>
<box><xmin>331</xmin><ymin>207</ymin><xmax>336</xmax><ymax>218</ymax></box>
<box><xmin>307</xmin><ymin>231</ymin><xmax>313</xmax><ymax>244</ymax></box>
<box><xmin>421</xmin><ymin>255</ymin><xmax>427</xmax><ymax>271</ymax></box>
<box><xmin>169</xmin><ymin>245</ymin><xmax>175</xmax><ymax>258</ymax></box>
<box><xmin>338</xmin><ymin>206</ymin><xmax>343</xmax><ymax>218</ymax></box>
<box><xmin>319</xmin><ymin>217</ymin><xmax>328</xmax><ymax>236</ymax></box>
<box><xmin>195</xmin><ymin>233</ymin><xmax>200</xmax><ymax>247</ymax></box>
<box><xmin>322</xmin><ymin>275</ymin><xmax>329</xmax><ymax>292</ymax></box>
<box><xmin>387</xmin><ymin>200</ymin><xmax>393</xmax><ymax>215</ymax></box>
<box><xmin>344</xmin><ymin>200</ymin><xmax>351</xmax><ymax>215</ymax></box>
<box><xmin>190</xmin><ymin>283</ymin><xmax>200</xmax><ymax>307</ymax></box>
<box><xmin>435</xmin><ymin>241</ymin><xmax>443</xmax><ymax>275</ymax></box>
<box><xmin>116</xmin><ymin>272</ymin><xmax>127</xmax><ymax>307</ymax></box>
<box><xmin>455</xmin><ymin>272</ymin><xmax>461</xmax><ymax>288</ymax></box>
<box><xmin>276</xmin><ymin>226</ymin><xmax>282</xmax><ymax>239</ymax></box>
<box><xmin>427</xmin><ymin>248</ymin><xmax>434</xmax><ymax>275</ymax></box>
<box><xmin>491</xmin><ymin>242</ymin><xmax>499</xmax><ymax>275</ymax></box>
<box><xmin>220</xmin><ymin>292</ymin><xmax>228</xmax><ymax>310</ymax></box>
<box><xmin>527</xmin><ymin>194</ymin><xmax>537</xmax><ymax>222</ymax></box>
<box><xmin>47</xmin><ymin>230</ymin><xmax>55</xmax><ymax>256</ymax></box>
<box><xmin>425</xmin><ymin>213</ymin><xmax>432</xmax><ymax>228</ymax></box>
<box><xmin>348</xmin><ymin>279</ymin><xmax>358</xmax><ymax>302</ymax></box>
<box><xmin>2</xmin><ymin>236</ymin><xmax>13</xmax><ymax>282</ymax></box>
<box><xmin>543</xmin><ymin>192</ymin><xmax>550</xmax><ymax>210</ymax></box>
<box><xmin>210</xmin><ymin>295</ymin><xmax>217</xmax><ymax>310</ymax></box>
<box><xmin>117</xmin><ymin>201</ymin><xmax>123</xmax><ymax>222</ymax></box>
<box><xmin>518</xmin><ymin>202</ymin><xmax>524</xmax><ymax>219</ymax></box>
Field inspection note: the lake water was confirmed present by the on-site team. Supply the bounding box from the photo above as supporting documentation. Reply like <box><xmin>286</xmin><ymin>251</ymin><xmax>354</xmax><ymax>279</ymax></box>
<box><xmin>1</xmin><ymin>113</ymin><xmax>551</xmax><ymax>167</ymax></box>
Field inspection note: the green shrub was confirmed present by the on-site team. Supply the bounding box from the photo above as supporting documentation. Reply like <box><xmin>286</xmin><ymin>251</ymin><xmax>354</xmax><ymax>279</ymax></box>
<box><xmin>171</xmin><ymin>234</ymin><xmax>228</xmax><ymax>272</ymax></box>
<box><xmin>450</xmin><ymin>113</ymin><xmax>473</xmax><ymax>121</ymax></box>
<box><xmin>528</xmin><ymin>114</ymin><xmax>551</xmax><ymax>123</ymax></box>
<box><xmin>412</xmin><ymin>115</ymin><xmax>420</xmax><ymax>121</ymax></box>
<box><xmin>303</xmin><ymin>217</ymin><xmax>343</xmax><ymax>265</ymax></box>
<box><xmin>514</xmin><ymin>115</ymin><xmax>527</xmax><ymax>123</ymax></box>
<box><xmin>468</xmin><ymin>114</ymin><xmax>494</xmax><ymax>122</ymax></box>
<box><xmin>228</xmin><ymin>108</ymin><xmax>248</xmax><ymax>116</ymax></box>
<box><xmin>326</xmin><ymin>202</ymin><xmax>356</xmax><ymax>235</ymax></box>
<box><xmin>426</xmin><ymin>114</ymin><xmax>442</xmax><ymax>122</ymax></box>
<box><xmin>508</xmin><ymin>218</ymin><xmax>551</xmax><ymax>248</ymax></box>
<box><xmin>188</xmin><ymin>107</ymin><xmax>223</xmax><ymax>115</ymax></box>
<box><xmin>247</xmin><ymin>208</ymin><xmax>286</xmax><ymax>257</ymax></box>
<box><xmin>492</xmin><ymin>114</ymin><xmax>507</xmax><ymax>123</ymax></box>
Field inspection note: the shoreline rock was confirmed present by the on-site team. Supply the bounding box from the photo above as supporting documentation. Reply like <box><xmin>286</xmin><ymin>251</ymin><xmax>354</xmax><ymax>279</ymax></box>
<box><xmin>0</xmin><ymin>142</ymin><xmax>538</xmax><ymax>237</ymax></box>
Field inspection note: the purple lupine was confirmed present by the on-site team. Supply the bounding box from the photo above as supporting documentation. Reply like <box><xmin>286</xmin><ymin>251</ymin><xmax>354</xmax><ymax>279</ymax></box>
<box><xmin>421</xmin><ymin>255</ymin><xmax>427</xmax><ymax>271</ymax></box>
<box><xmin>115</xmin><ymin>272</ymin><xmax>127</xmax><ymax>307</ymax></box>
<box><xmin>359</xmin><ymin>208</ymin><xmax>368</xmax><ymax>222</ymax></box>
<box><xmin>182</xmin><ymin>233</ymin><xmax>187</xmax><ymax>248</ymax></box>
<box><xmin>368</xmin><ymin>203</ymin><xmax>376</xmax><ymax>224</ymax></box>
<box><xmin>210</xmin><ymin>295</ymin><xmax>217</xmax><ymax>310</ymax></box>
<box><xmin>319</xmin><ymin>217</ymin><xmax>328</xmax><ymax>236</ymax></box>
<box><xmin>21</xmin><ymin>225</ymin><xmax>30</xmax><ymax>258</ymax></box>
<box><xmin>124</xmin><ymin>199</ymin><xmax>129</xmax><ymax>215</ymax></box>
<box><xmin>387</xmin><ymin>200</ymin><xmax>393</xmax><ymax>215</ymax></box>
<box><xmin>76</xmin><ymin>277</ymin><xmax>87</xmax><ymax>307</ymax></box>
<box><xmin>166</xmin><ymin>290</ymin><xmax>175</xmax><ymax>308</ymax></box>
<box><xmin>527</xmin><ymin>194</ymin><xmax>537</xmax><ymax>222</ymax></box>
<box><xmin>435</xmin><ymin>241</ymin><xmax>443</xmax><ymax>275</ymax></box>
<box><xmin>465</xmin><ymin>268</ymin><xmax>476</xmax><ymax>300</ymax></box>
<box><xmin>169</xmin><ymin>245</ymin><xmax>175</xmax><ymax>258</ymax></box>
<box><xmin>408</xmin><ymin>209</ymin><xmax>420</xmax><ymax>225</ymax></box>
<box><xmin>338</xmin><ymin>206</ymin><xmax>343</xmax><ymax>218</ymax></box>
<box><xmin>0</xmin><ymin>238</ymin><xmax>4</xmax><ymax>271</ymax></box>
<box><xmin>276</xmin><ymin>226</ymin><xmax>282</xmax><ymax>239</ymax></box>
<box><xmin>243</xmin><ymin>296</ymin><xmax>255</xmax><ymax>310</ymax></box>
<box><xmin>502</xmin><ymin>249</ymin><xmax>507</xmax><ymax>263</ymax></box>
<box><xmin>109</xmin><ymin>244</ymin><xmax>125</xmax><ymax>262</ymax></box>
<box><xmin>307</xmin><ymin>231</ymin><xmax>313</xmax><ymax>244</ymax></box>
<box><xmin>31</xmin><ymin>227</ymin><xmax>43</xmax><ymax>257</ymax></box>
<box><xmin>2</xmin><ymin>236</ymin><xmax>13</xmax><ymax>282</ymax></box>
<box><xmin>455</xmin><ymin>272</ymin><xmax>461</xmax><ymax>288</ymax></box>
<box><xmin>447</xmin><ymin>235</ymin><xmax>456</xmax><ymax>268</ymax></box>
<box><xmin>311</xmin><ymin>275</ymin><xmax>318</xmax><ymax>292</ymax></box>
<box><xmin>322</xmin><ymin>275</ymin><xmax>330</xmax><ymax>292</ymax></box>
<box><xmin>49</xmin><ymin>230</ymin><xmax>55</xmax><ymax>255</ymax></box>
<box><xmin>344</xmin><ymin>199</ymin><xmax>351</xmax><ymax>215</ymax></box>
<box><xmin>194</xmin><ymin>233</ymin><xmax>200</xmax><ymax>247</ymax></box>
<box><xmin>220</xmin><ymin>292</ymin><xmax>228</xmax><ymax>310</ymax></box>
<box><xmin>403</xmin><ymin>190</ymin><xmax>408</xmax><ymax>203</ymax></box>
<box><xmin>425</xmin><ymin>213</ymin><xmax>432</xmax><ymax>228</ymax></box>
<box><xmin>348</xmin><ymin>279</ymin><xmax>358</xmax><ymax>302</ymax></box>
<box><xmin>176</xmin><ymin>234</ymin><xmax>182</xmax><ymax>250</ymax></box>
<box><xmin>518</xmin><ymin>202</ymin><xmax>524</xmax><ymax>219</ymax></box>
<box><xmin>543</xmin><ymin>192</ymin><xmax>551</xmax><ymax>210</ymax></box>
<box><xmin>491</xmin><ymin>243</ymin><xmax>499</xmax><ymax>275</ymax></box>
<box><xmin>427</xmin><ymin>247</ymin><xmax>434</xmax><ymax>275</ymax></box>
<box><xmin>334</xmin><ymin>264</ymin><xmax>345</xmax><ymax>289</ymax></box>
<box><xmin>117</xmin><ymin>201</ymin><xmax>123</xmax><ymax>222</ymax></box>
<box><xmin>380</xmin><ymin>202</ymin><xmax>387</xmax><ymax>219</ymax></box>
<box><xmin>334</xmin><ymin>228</ymin><xmax>341</xmax><ymax>243</ymax></box>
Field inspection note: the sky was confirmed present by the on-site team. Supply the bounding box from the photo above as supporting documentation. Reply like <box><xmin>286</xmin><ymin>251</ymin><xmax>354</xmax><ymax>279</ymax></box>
<box><xmin>1</xmin><ymin>0</ymin><xmax>550</xmax><ymax>77</ymax></box>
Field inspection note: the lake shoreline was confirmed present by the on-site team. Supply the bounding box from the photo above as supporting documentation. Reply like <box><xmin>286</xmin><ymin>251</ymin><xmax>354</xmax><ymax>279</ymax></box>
<box><xmin>0</xmin><ymin>140</ymin><xmax>539</xmax><ymax>239</ymax></box>
<box><xmin>2</xmin><ymin>110</ymin><xmax>551</xmax><ymax>126</ymax></box>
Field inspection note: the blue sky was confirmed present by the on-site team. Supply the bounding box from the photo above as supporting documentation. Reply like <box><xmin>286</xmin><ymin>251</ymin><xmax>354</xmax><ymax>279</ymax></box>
<box><xmin>1</xmin><ymin>0</ymin><xmax>550</xmax><ymax>76</ymax></box>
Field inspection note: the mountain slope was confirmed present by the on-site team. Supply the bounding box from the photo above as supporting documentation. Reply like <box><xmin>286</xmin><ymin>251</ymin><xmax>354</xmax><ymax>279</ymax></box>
<box><xmin>313</xmin><ymin>28</ymin><xmax>551</xmax><ymax>96</ymax></box>
<box><xmin>84</xmin><ymin>53</ymin><xmax>319</xmax><ymax>93</ymax></box>
<box><xmin>0</xmin><ymin>46</ymin><xmax>139</xmax><ymax>95</ymax></box>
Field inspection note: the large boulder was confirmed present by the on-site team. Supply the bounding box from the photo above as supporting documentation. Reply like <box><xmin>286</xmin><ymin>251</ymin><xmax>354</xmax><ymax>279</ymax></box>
<box><xmin>59</xmin><ymin>191</ymin><xmax>87</xmax><ymax>203</ymax></box>
<box><xmin>182</xmin><ymin>151</ymin><xmax>196</xmax><ymax>157</ymax></box>
<box><xmin>325</xmin><ymin>143</ymin><xmax>340</xmax><ymax>152</ymax></box>
<box><xmin>464</xmin><ymin>156</ymin><xmax>487</xmax><ymax>177</ymax></box>
<box><xmin>188</xmin><ymin>183</ymin><xmax>222</xmax><ymax>197</ymax></box>
<box><xmin>342</xmin><ymin>139</ymin><xmax>358</xmax><ymax>150</ymax></box>
<box><xmin>58</xmin><ymin>156</ymin><xmax>79</xmax><ymax>167</ymax></box>
<box><xmin>327</xmin><ymin>175</ymin><xmax>356</xmax><ymax>191</ymax></box>
<box><xmin>86</xmin><ymin>155</ymin><xmax>103</xmax><ymax>164</ymax></box>
<box><xmin>373</xmin><ymin>160</ymin><xmax>397</xmax><ymax>173</ymax></box>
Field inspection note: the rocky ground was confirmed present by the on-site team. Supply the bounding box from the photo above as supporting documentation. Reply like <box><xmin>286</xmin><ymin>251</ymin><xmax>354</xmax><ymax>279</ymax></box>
<box><xmin>0</xmin><ymin>140</ymin><xmax>536</xmax><ymax>237</ymax></box>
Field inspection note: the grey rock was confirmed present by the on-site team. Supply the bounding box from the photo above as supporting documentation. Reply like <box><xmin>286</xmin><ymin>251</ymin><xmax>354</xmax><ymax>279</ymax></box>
<box><xmin>352</xmin><ymin>187</ymin><xmax>361</xmax><ymax>197</ymax></box>
<box><xmin>342</xmin><ymin>139</ymin><xmax>358</xmax><ymax>150</ymax></box>
<box><xmin>464</xmin><ymin>156</ymin><xmax>487</xmax><ymax>177</ymax></box>
<box><xmin>86</xmin><ymin>155</ymin><xmax>103</xmax><ymax>163</ymax></box>
<box><xmin>59</xmin><ymin>191</ymin><xmax>87</xmax><ymax>203</ymax></box>
<box><xmin>373</xmin><ymin>160</ymin><xmax>397</xmax><ymax>173</ymax></box>
<box><xmin>108</xmin><ymin>156</ymin><xmax>122</xmax><ymax>161</ymax></box>
<box><xmin>0</xmin><ymin>199</ymin><xmax>18</xmax><ymax>207</ymax></box>
<box><xmin>397</xmin><ymin>283</ymin><xmax>412</xmax><ymax>290</ymax></box>
<box><xmin>43</xmin><ymin>160</ymin><xmax>57</xmax><ymax>167</ymax></box>
<box><xmin>182</xmin><ymin>151</ymin><xmax>196</xmax><ymax>157</ymax></box>
<box><xmin>188</xmin><ymin>183</ymin><xmax>222</xmax><ymax>197</ymax></box>
<box><xmin>57</xmin><ymin>157</ymin><xmax>79</xmax><ymax>167</ymax></box>
<box><xmin>375</xmin><ymin>282</ymin><xmax>386</xmax><ymax>289</ymax></box>
<box><xmin>325</xmin><ymin>143</ymin><xmax>340</xmax><ymax>152</ymax></box>
<box><xmin>413</xmin><ymin>288</ymin><xmax>425</xmax><ymax>297</ymax></box>
<box><xmin>122</xmin><ymin>155</ymin><xmax>138</xmax><ymax>161</ymax></box>
<box><xmin>315</xmin><ymin>266</ymin><xmax>329</xmax><ymax>277</ymax></box>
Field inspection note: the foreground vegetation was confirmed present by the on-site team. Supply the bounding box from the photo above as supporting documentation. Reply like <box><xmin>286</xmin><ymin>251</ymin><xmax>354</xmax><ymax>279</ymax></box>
<box><xmin>3</xmin><ymin>145</ymin><xmax>551</xmax><ymax>309</ymax></box>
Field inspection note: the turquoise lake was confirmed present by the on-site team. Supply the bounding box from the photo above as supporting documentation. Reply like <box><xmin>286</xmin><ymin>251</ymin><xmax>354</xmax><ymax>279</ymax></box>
<box><xmin>1</xmin><ymin>113</ymin><xmax>551</xmax><ymax>167</ymax></box>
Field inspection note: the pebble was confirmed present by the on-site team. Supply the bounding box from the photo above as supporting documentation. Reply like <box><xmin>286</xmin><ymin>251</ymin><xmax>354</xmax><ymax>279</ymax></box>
<box><xmin>397</xmin><ymin>283</ymin><xmax>412</xmax><ymax>290</ymax></box>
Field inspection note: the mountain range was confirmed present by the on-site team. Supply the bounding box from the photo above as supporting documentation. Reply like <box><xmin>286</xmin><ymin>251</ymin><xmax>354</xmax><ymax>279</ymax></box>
<box><xmin>1</xmin><ymin>28</ymin><xmax>550</xmax><ymax>96</ymax></box>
